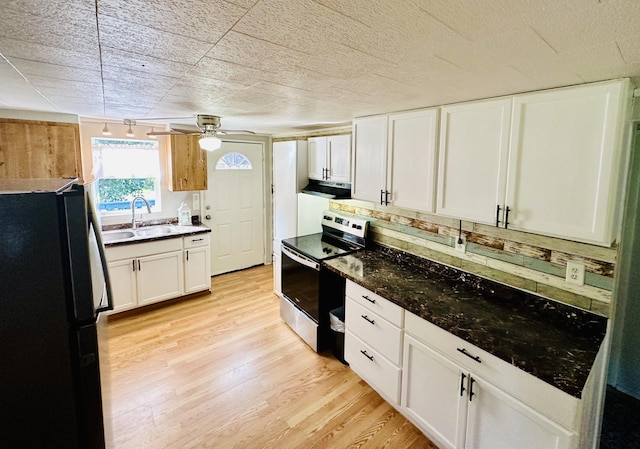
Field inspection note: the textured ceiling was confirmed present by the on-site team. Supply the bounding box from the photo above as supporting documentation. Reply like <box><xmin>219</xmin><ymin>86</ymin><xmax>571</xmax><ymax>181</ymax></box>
<box><xmin>1</xmin><ymin>0</ymin><xmax>639</xmax><ymax>134</ymax></box>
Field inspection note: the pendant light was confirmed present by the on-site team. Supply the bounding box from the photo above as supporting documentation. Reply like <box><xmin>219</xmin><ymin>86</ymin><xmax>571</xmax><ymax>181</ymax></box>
<box><xmin>101</xmin><ymin>122</ymin><xmax>112</xmax><ymax>136</ymax></box>
<box><xmin>124</xmin><ymin>119</ymin><xmax>136</xmax><ymax>138</ymax></box>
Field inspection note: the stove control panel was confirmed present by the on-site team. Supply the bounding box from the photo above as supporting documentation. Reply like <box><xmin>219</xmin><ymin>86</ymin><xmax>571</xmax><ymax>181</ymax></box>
<box><xmin>321</xmin><ymin>210</ymin><xmax>368</xmax><ymax>239</ymax></box>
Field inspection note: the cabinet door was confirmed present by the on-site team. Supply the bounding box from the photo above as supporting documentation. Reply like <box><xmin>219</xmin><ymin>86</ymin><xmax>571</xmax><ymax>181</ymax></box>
<box><xmin>402</xmin><ymin>334</ymin><xmax>467</xmax><ymax>449</ymax></box>
<box><xmin>352</xmin><ymin>115</ymin><xmax>388</xmax><ymax>203</ymax></box>
<box><xmin>137</xmin><ymin>250</ymin><xmax>184</xmax><ymax>305</ymax></box>
<box><xmin>0</xmin><ymin>119</ymin><xmax>82</xmax><ymax>180</ymax></box>
<box><xmin>308</xmin><ymin>137</ymin><xmax>327</xmax><ymax>180</ymax></box>
<box><xmin>184</xmin><ymin>246</ymin><xmax>211</xmax><ymax>293</ymax></box>
<box><xmin>437</xmin><ymin>99</ymin><xmax>511</xmax><ymax>224</ymax></box>
<box><xmin>168</xmin><ymin>135</ymin><xmax>208</xmax><ymax>191</ymax></box>
<box><xmin>106</xmin><ymin>259</ymin><xmax>137</xmax><ymax>313</ymax></box>
<box><xmin>465</xmin><ymin>375</ymin><xmax>575</xmax><ymax>449</ymax></box>
<box><xmin>327</xmin><ymin>134</ymin><xmax>351</xmax><ymax>182</ymax></box>
<box><xmin>387</xmin><ymin>109</ymin><xmax>438</xmax><ymax>212</ymax></box>
<box><xmin>506</xmin><ymin>80</ymin><xmax>628</xmax><ymax>245</ymax></box>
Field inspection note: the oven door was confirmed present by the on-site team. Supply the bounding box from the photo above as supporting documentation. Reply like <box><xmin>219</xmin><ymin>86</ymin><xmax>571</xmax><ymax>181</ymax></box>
<box><xmin>281</xmin><ymin>244</ymin><xmax>320</xmax><ymax>321</ymax></box>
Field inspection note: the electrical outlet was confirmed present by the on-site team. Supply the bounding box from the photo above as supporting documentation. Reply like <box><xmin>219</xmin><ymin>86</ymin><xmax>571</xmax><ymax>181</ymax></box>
<box><xmin>455</xmin><ymin>236</ymin><xmax>466</xmax><ymax>253</ymax></box>
<box><xmin>192</xmin><ymin>192</ymin><xmax>200</xmax><ymax>211</ymax></box>
<box><xmin>566</xmin><ymin>261</ymin><xmax>585</xmax><ymax>285</ymax></box>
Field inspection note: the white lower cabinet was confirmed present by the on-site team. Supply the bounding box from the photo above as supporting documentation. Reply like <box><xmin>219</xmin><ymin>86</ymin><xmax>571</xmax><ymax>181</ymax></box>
<box><xmin>107</xmin><ymin>258</ymin><xmax>137</xmax><ymax>312</ymax></box>
<box><xmin>345</xmin><ymin>331</ymin><xmax>402</xmax><ymax>405</ymax></box>
<box><xmin>402</xmin><ymin>333</ymin><xmax>575</xmax><ymax>449</ymax></box>
<box><xmin>464</xmin><ymin>375</ymin><xmax>574</xmax><ymax>449</ymax></box>
<box><xmin>184</xmin><ymin>234</ymin><xmax>211</xmax><ymax>293</ymax></box>
<box><xmin>344</xmin><ymin>280</ymin><xmax>404</xmax><ymax>405</ymax></box>
<box><xmin>343</xmin><ymin>281</ymin><xmax>585</xmax><ymax>449</ymax></box>
<box><xmin>106</xmin><ymin>234</ymin><xmax>211</xmax><ymax>313</ymax></box>
<box><xmin>136</xmin><ymin>251</ymin><xmax>184</xmax><ymax>306</ymax></box>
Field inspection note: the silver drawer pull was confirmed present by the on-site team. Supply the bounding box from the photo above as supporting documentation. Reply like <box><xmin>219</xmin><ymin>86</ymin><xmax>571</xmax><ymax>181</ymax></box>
<box><xmin>191</xmin><ymin>238</ymin><xmax>204</xmax><ymax>242</ymax></box>
<box><xmin>361</xmin><ymin>315</ymin><xmax>375</xmax><ymax>325</ymax></box>
<box><xmin>360</xmin><ymin>350</ymin><xmax>374</xmax><ymax>361</ymax></box>
<box><xmin>362</xmin><ymin>295</ymin><xmax>375</xmax><ymax>304</ymax></box>
<box><xmin>457</xmin><ymin>347</ymin><xmax>482</xmax><ymax>364</ymax></box>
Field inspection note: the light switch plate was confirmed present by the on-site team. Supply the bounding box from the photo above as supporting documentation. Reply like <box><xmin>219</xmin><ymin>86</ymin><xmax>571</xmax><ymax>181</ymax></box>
<box><xmin>192</xmin><ymin>192</ymin><xmax>200</xmax><ymax>211</ymax></box>
<box><xmin>566</xmin><ymin>261</ymin><xmax>585</xmax><ymax>285</ymax></box>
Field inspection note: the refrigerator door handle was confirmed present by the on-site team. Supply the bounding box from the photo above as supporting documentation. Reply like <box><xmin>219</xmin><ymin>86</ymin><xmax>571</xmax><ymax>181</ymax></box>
<box><xmin>88</xmin><ymin>197</ymin><xmax>114</xmax><ymax>314</ymax></box>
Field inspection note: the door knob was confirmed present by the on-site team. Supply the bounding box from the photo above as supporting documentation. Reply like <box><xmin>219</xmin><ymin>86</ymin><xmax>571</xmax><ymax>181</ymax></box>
<box><xmin>205</xmin><ymin>215</ymin><xmax>211</xmax><ymax>220</ymax></box>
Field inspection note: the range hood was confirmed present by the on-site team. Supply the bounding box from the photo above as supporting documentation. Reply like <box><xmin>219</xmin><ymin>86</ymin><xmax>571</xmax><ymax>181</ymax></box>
<box><xmin>301</xmin><ymin>179</ymin><xmax>351</xmax><ymax>199</ymax></box>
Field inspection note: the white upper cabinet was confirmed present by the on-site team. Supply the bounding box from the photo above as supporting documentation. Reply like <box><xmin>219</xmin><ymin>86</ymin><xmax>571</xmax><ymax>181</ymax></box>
<box><xmin>437</xmin><ymin>98</ymin><xmax>512</xmax><ymax>224</ymax></box>
<box><xmin>308</xmin><ymin>135</ymin><xmax>352</xmax><ymax>182</ymax></box>
<box><xmin>327</xmin><ymin>134</ymin><xmax>351</xmax><ymax>182</ymax></box>
<box><xmin>308</xmin><ymin>136</ymin><xmax>327</xmax><ymax>180</ymax></box>
<box><xmin>352</xmin><ymin>109</ymin><xmax>438</xmax><ymax>212</ymax></box>
<box><xmin>387</xmin><ymin>109</ymin><xmax>439</xmax><ymax>212</ymax></box>
<box><xmin>352</xmin><ymin>115</ymin><xmax>389</xmax><ymax>203</ymax></box>
<box><xmin>505</xmin><ymin>79</ymin><xmax>631</xmax><ymax>245</ymax></box>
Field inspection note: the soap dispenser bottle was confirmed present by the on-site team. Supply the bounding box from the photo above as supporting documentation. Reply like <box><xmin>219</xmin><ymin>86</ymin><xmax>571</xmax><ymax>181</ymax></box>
<box><xmin>178</xmin><ymin>201</ymin><xmax>192</xmax><ymax>226</ymax></box>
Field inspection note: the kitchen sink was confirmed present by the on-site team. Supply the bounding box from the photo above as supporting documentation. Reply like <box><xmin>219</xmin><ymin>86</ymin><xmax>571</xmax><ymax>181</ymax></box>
<box><xmin>135</xmin><ymin>225</ymin><xmax>175</xmax><ymax>237</ymax></box>
<box><xmin>102</xmin><ymin>230</ymin><xmax>136</xmax><ymax>242</ymax></box>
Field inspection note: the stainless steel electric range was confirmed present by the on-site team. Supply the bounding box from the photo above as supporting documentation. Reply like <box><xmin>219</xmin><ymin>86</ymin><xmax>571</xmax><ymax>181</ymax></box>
<box><xmin>280</xmin><ymin>210</ymin><xmax>369</xmax><ymax>352</ymax></box>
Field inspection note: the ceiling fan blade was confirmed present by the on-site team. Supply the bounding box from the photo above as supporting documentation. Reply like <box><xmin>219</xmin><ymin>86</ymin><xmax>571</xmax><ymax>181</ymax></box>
<box><xmin>146</xmin><ymin>130</ymin><xmax>184</xmax><ymax>136</ymax></box>
<box><xmin>171</xmin><ymin>128</ymin><xmax>202</xmax><ymax>135</ymax></box>
<box><xmin>217</xmin><ymin>129</ymin><xmax>256</xmax><ymax>135</ymax></box>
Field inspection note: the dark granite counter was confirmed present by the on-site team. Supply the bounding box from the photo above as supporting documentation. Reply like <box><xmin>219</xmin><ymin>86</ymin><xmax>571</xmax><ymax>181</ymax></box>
<box><xmin>323</xmin><ymin>245</ymin><xmax>607</xmax><ymax>398</ymax></box>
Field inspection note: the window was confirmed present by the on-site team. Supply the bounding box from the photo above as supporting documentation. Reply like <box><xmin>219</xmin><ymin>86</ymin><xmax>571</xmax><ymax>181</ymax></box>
<box><xmin>91</xmin><ymin>138</ymin><xmax>161</xmax><ymax>215</ymax></box>
<box><xmin>215</xmin><ymin>152</ymin><xmax>252</xmax><ymax>170</ymax></box>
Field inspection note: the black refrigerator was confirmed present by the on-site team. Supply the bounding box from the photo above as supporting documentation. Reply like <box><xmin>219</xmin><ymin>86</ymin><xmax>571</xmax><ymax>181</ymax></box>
<box><xmin>0</xmin><ymin>178</ymin><xmax>113</xmax><ymax>449</ymax></box>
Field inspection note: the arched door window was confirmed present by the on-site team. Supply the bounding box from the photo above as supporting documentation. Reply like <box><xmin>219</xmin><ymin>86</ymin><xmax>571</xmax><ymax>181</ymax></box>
<box><xmin>215</xmin><ymin>152</ymin><xmax>253</xmax><ymax>170</ymax></box>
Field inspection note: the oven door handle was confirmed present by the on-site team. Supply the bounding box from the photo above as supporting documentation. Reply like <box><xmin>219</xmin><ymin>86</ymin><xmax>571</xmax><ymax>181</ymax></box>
<box><xmin>281</xmin><ymin>245</ymin><xmax>320</xmax><ymax>271</ymax></box>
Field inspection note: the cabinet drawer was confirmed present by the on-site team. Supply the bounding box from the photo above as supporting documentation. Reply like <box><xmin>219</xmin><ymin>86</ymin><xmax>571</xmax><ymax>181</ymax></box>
<box><xmin>404</xmin><ymin>311</ymin><xmax>581</xmax><ymax>430</ymax></box>
<box><xmin>345</xmin><ymin>331</ymin><xmax>401</xmax><ymax>405</ymax></box>
<box><xmin>346</xmin><ymin>298</ymin><xmax>403</xmax><ymax>365</ymax></box>
<box><xmin>105</xmin><ymin>237</ymin><xmax>183</xmax><ymax>261</ymax></box>
<box><xmin>183</xmin><ymin>233</ymin><xmax>210</xmax><ymax>248</ymax></box>
<box><xmin>346</xmin><ymin>280</ymin><xmax>404</xmax><ymax>327</ymax></box>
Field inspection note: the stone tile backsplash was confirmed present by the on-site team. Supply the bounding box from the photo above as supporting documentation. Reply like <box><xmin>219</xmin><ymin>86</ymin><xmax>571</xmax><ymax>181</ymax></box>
<box><xmin>331</xmin><ymin>199</ymin><xmax>616</xmax><ymax>317</ymax></box>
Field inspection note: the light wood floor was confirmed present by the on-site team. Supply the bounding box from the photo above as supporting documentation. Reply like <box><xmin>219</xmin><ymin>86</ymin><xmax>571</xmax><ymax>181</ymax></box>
<box><xmin>104</xmin><ymin>264</ymin><xmax>437</xmax><ymax>449</ymax></box>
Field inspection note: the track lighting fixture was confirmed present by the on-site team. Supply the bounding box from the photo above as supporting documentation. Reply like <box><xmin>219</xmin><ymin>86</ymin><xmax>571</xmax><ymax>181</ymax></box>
<box><xmin>101</xmin><ymin>122</ymin><xmax>112</xmax><ymax>136</ymax></box>
<box><xmin>124</xmin><ymin>119</ymin><xmax>136</xmax><ymax>138</ymax></box>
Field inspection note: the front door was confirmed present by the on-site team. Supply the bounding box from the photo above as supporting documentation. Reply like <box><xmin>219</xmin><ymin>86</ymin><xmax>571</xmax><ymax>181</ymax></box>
<box><xmin>204</xmin><ymin>141</ymin><xmax>265</xmax><ymax>276</ymax></box>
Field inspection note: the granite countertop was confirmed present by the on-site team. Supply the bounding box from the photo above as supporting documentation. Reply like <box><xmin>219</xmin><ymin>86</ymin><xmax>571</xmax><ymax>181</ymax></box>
<box><xmin>324</xmin><ymin>245</ymin><xmax>607</xmax><ymax>398</ymax></box>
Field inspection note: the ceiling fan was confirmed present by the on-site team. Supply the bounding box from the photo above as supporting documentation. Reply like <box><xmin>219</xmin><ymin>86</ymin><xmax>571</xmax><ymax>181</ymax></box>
<box><xmin>146</xmin><ymin>115</ymin><xmax>255</xmax><ymax>151</ymax></box>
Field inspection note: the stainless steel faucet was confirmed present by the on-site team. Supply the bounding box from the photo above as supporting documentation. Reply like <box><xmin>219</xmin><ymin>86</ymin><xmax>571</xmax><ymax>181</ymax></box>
<box><xmin>131</xmin><ymin>196</ymin><xmax>151</xmax><ymax>229</ymax></box>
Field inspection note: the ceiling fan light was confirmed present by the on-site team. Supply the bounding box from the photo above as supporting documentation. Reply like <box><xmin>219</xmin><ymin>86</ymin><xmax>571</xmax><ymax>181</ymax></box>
<box><xmin>199</xmin><ymin>135</ymin><xmax>221</xmax><ymax>151</ymax></box>
<box><xmin>101</xmin><ymin>122</ymin><xmax>111</xmax><ymax>136</ymax></box>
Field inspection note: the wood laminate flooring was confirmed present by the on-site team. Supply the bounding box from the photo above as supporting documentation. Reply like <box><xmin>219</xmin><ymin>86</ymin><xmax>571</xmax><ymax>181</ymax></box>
<box><xmin>104</xmin><ymin>264</ymin><xmax>437</xmax><ymax>449</ymax></box>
